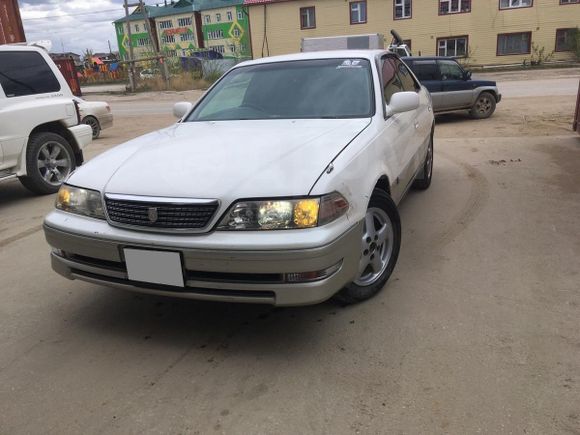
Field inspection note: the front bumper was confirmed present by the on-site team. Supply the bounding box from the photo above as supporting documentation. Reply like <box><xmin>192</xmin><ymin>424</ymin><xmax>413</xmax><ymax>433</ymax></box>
<box><xmin>44</xmin><ymin>220</ymin><xmax>362</xmax><ymax>306</ymax></box>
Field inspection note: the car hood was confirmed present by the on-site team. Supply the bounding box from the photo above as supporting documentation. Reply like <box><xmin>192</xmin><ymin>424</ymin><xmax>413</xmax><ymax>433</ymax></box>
<box><xmin>68</xmin><ymin>118</ymin><xmax>370</xmax><ymax>199</ymax></box>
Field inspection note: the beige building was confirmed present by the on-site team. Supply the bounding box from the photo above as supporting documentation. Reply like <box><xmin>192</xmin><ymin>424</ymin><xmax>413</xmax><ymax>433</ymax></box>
<box><xmin>245</xmin><ymin>0</ymin><xmax>579</xmax><ymax>65</ymax></box>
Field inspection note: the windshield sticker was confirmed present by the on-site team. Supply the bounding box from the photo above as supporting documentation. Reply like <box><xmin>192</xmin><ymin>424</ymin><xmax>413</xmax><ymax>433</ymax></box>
<box><xmin>336</xmin><ymin>60</ymin><xmax>363</xmax><ymax>69</ymax></box>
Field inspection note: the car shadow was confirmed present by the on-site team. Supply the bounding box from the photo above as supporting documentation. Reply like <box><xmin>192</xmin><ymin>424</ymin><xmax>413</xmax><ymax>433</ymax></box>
<box><xmin>70</xmin><ymin>286</ymin><xmax>358</xmax><ymax>356</ymax></box>
<box><xmin>0</xmin><ymin>178</ymin><xmax>39</xmax><ymax>206</ymax></box>
<box><xmin>434</xmin><ymin>112</ymin><xmax>474</xmax><ymax>124</ymax></box>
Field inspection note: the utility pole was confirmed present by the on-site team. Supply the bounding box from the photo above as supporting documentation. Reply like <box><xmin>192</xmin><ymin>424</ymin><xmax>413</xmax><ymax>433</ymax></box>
<box><xmin>139</xmin><ymin>0</ymin><xmax>170</xmax><ymax>89</ymax></box>
<box><xmin>123</xmin><ymin>0</ymin><xmax>137</xmax><ymax>92</ymax></box>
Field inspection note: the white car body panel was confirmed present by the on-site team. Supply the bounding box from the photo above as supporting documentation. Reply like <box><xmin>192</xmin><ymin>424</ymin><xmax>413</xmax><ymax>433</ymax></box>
<box><xmin>74</xmin><ymin>97</ymin><xmax>113</xmax><ymax>131</ymax></box>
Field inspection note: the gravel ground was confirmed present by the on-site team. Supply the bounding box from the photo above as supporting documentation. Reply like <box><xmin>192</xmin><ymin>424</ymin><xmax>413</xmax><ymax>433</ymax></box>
<box><xmin>0</xmin><ymin>68</ymin><xmax>579</xmax><ymax>435</ymax></box>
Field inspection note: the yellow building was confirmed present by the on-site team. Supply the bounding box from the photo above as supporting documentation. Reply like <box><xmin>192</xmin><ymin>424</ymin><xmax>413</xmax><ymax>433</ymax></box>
<box><xmin>245</xmin><ymin>0</ymin><xmax>579</xmax><ymax>65</ymax></box>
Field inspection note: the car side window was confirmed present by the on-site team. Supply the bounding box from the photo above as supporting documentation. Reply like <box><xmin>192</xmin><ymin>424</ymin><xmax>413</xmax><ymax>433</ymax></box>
<box><xmin>409</xmin><ymin>60</ymin><xmax>439</xmax><ymax>81</ymax></box>
<box><xmin>0</xmin><ymin>51</ymin><xmax>61</xmax><ymax>98</ymax></box>
<box><xmin>395</xmin><ymin>60</ymin><xmax>420</xmax><ymax>92</ymax></box>
<box><xmin>381</xmin><ymin>57</ymin><xmax>403</xmax><ymax>104</ymax></box>
<box><xmin>438</xmin><ymin>60</ymin><xmax>464</xmax><ymax>81</ymax></box>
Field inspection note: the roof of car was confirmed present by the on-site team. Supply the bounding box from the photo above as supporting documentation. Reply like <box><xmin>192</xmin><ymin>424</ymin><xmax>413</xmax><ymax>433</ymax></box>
<box><xmin>402</xmin><ymin>56</ymin><xmax>456</xmax><ymax>61</ymax></box>
<box><xmin>236</xmin><ymin>50</ymin><xmax>390</xmax><ymax>68</ymax></box>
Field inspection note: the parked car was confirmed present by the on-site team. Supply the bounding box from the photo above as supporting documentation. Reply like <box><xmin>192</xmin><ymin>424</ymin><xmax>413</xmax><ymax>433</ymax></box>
<box><xmin>0</xmin><ymin>45</ymin><xmax>92</xmax><ymax>194</ymax></box>
<box><xmin>402</xmin><ymin>56</ymin><xmax>501</xmax><ymax>118</ymax></box>
<box><xmin>44</xmin><ymin>50</ymin><xmax>434</xmax><ymax>306</ymax></box>
<box><xmin>74</xmin><ymin>97</ymin><xmax>113</xmax><ymax>139</ymax></box>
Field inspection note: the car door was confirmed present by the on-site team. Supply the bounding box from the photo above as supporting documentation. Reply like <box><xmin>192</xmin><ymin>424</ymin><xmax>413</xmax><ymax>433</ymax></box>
<box><xmin>377</xmin><ymin>56</ymin><xmax>422</xmax><ymax>202</ymax></box>
<box><xmin>0</xmin><ymin>85</ymin><xmax>5</xmax><ymax>168</ymax></box>
<box><xmin>406</xmin><ymin>59</ymin><xmax>444</xmax><ymax>109</ymax></box>
<box><xmin>438</xmin><ymin>59</ymin><xmax>472</xmax><ymax>110</ymax></box>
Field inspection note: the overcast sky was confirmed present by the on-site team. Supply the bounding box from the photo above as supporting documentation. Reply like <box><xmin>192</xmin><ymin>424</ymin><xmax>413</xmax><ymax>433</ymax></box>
<box><xmin>20</xmin><ymin>0</ymin><xmax>148</xmax><ymax>55</ymax></box>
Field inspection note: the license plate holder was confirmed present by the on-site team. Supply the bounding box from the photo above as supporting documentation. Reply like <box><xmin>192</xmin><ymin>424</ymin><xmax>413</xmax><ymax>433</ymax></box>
<box><xmin>124</xmin><ymin>249</ymin><xmax>184</xmax><ymax>287</ymax></box>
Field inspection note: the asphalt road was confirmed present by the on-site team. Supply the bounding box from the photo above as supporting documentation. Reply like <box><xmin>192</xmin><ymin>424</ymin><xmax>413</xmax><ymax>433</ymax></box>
<box><xmin>1</xmin><ymin>72</ymin><xmax>579</xmax><ymax>434</ymax></box>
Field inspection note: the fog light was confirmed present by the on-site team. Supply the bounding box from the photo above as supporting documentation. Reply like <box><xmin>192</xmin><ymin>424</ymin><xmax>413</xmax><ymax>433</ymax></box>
<box><xmin>284</xmin><ymin>261</ymin><xmax>342</xmax><ymax>283</ymax></box>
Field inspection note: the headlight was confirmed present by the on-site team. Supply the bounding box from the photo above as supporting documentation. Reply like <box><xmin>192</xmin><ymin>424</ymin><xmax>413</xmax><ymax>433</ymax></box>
<box><xmin>56</xmin><ymin>185</ymin><xmax>105</xmax><ymax>219</ymax></box>
<box><xmin>217</xmin><ymin>192</ymin><xmax>348</xmax><ymax>230</ymax></box>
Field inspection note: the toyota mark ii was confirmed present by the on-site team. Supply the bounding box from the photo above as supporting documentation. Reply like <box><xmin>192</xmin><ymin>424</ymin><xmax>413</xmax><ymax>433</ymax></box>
<box><xmin>44</xmin><ymin>50</ymin><xmax>434</xmax><ymax>306</ymax></box>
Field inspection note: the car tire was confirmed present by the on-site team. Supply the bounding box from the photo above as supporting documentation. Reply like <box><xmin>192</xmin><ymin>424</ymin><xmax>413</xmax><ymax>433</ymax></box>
<box><xmin>335</xmin><ymin>189</ymin><xmax>401</xmax><ymax>305</ymax></box>
<box><xmin>412</xmin><ymin>132</ymin><xmax>433</xmax><ymax>190</ymax></box>
<box><xmin>19</xmin><ymin>132</ymin><xmax>76</xmax><ymax>195</ymax></box>
<box><xmin>83</xmin><ymin>116</ymin><xmax>101</xmax><ymax>139</ymax></box>
<box><xmin>470</xmin><ymin>92</ymin><xmax>496</xmax><ymax>119</ymax></box>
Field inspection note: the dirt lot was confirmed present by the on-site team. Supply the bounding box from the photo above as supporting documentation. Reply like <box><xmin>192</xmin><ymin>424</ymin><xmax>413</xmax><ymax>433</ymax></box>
<box><xmin>0</xmin><ymin>69</ymin><xmax>579</xmax><ymax>434</ymax></box>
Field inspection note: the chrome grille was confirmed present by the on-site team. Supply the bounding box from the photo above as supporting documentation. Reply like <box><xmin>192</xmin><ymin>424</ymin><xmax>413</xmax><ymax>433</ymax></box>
<box><xmin>105</xmin><ymin>194</ymin><xmax>219</xmax><ymax>231</ymax></box>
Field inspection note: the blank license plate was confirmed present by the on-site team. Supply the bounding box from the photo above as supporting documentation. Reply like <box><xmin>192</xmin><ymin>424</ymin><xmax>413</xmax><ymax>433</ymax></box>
<box><xmin>124</xmin><ymin>249</ymin><xmax>184</xmax><ymax>287</ymax></box>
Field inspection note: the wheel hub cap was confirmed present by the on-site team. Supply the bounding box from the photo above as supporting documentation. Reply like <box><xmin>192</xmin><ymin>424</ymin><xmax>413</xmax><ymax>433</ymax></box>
<box><xmin>354</xmin><ymin>207</ymin><xmax>394</xmax><ymax>287</ymax></box>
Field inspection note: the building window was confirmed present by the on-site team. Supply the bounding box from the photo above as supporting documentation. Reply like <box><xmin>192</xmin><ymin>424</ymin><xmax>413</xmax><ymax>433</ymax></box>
<box><xmin>439</xmin><ymin>0</ymin><xmax>471</xmax><ymax>14</ymax></box>
<box><xmin>559</xmin><ymin>0</ymin><xmax>579</xmax><ymax>3</ymax></box>
<box><xmin>159</xmin><ymin>20</ymin><xmax>173</xmax><ymax>29</ymax></box>
<box><xmin>229</xmin><ymin>44</ymin><xmax>236</xmax><ymax>52</ymax></box>
<box><xmin>210</xmin><ymin>45</ymin><xmax>225</xmax><ymax>54</ymax></box>
<box><xmin>117</xmin><ymin>26</ymin><xmax>123</xmax><ymax>35</ymax></box>
<box><xmin>394</xmin><ymin>0</ymin><xmax>412</xmax><ymax>19</ymax></box>
<box><xmin>177</xmin><ymin>17</ymin><xmax>192</xmax><ymax>27</ymax></box>
<box><xmin>161</xmin><ymin>34</ymin><xmax>176</xmax><ymax>44</ymax></box>
<box><xmin>204</xmin><ymin>15</ymin><xmax>211</xmax><ymax>24</ymax></box>
<box><xmin>499</xmin><ymin>0</ymin><xmax>532</xmax><ymax>9</ymax></box>
<box><xmin>300</xmin><ymin>7</ymin><xmax>316</xmax><ymax>29</ymax></box>
<box><xmin>233</xmin><ymin>27</ymin><xmax>241</xmax><ymax>37</ymax></box>
<box><xmin>134</xmin><ymin>24</ymin><xmax>140</xmax><ymax>32</ymax></box>
<box><xmin>238</xmin><ymin>10</ymin><xmax>244</xmax><ymax>19</ymax></box>
<box><xmin>403</xmin><ymin>39</ymin><xmax>412</xmax><ymax>49</ymax></box>
<box><xmin>227</xmin><ymin>11</ymin><xmax>233</xmax><ymax>21</ymax></box>
<box><xmin>497</xmin><ymin>32</ymin><xmax>531</xmax><ymax>55</ymax></box>
<box><xmin>216</xmin><ymin>13</ymin><xmax>221</xmax><ymax>22</ymax></box>
<box><xmin>437</xmin><ymin>36</ymin><xmax>468</xmax><ymax>57</ymax></box>
<box><xmin>350</xmin><ymin>1</ymin><xmax>367</xmax><ymax>24</ymax></box>
<box><xmin>136</xmin><ymin>38</ymin><xmax>150</xmax><ymax>46</ymax></box>
<box><xmin>555</xmin><ymin>28</ymin><xmax>575</xmax><ymax>51</ymax></box>
<box><xmin>180</xmin><ymin>33</ymin><xmax>195</xmax><ymax>42</ymax></box>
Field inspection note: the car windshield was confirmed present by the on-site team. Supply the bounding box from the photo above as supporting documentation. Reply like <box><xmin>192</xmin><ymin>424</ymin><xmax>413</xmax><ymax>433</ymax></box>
<box><xmin>186</xmin><ymin>58</ymin><xmax>374</xmax><ymax>121</ymax></box>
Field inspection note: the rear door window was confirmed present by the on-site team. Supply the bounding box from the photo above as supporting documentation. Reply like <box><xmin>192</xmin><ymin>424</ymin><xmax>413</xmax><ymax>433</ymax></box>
<box><xmin>0</xmin><ymin>51</ymin><xmax>61</xmax><ymax>97</ymax></box>
<box><xmin>409</xmin><ymin>60</ymin><xmax>440</xmax><ymax>81</ymax></box>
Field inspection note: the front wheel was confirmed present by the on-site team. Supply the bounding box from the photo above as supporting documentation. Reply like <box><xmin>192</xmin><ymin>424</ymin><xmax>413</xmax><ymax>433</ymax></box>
<box><xmin>470</xmin><ymin>92</ymin><xmax>496</xmax><ymax>119</ymax></box>
<box><xmin>83</xmin><ymin>116</ymin><xmax>101</xmax><ymax>139</ymax></box>
<box><xmin>19</xmin><ymin>132</ymin><xmax>76</xmax><ymax>195</ymax></box>
<box><xmin>335</xmin><ymin>189</ymin><xmax>401</xmax><ymax>305</ymax></box>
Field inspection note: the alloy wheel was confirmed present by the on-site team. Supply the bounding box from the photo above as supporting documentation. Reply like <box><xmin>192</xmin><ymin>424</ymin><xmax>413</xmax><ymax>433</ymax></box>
<box><xmin>36</xmin><ymin>141</ymin><xmax>72</xmax><ymax>186</ymax></box>
<box><xmin>475</xmin><ymin>95</ymin><xmax>492</xmax><ymax>116</ymax></box>
<box><xmin>354</xmin><ymin>207</ymin><xmax>394</xmax><ymax>286</ymax></box>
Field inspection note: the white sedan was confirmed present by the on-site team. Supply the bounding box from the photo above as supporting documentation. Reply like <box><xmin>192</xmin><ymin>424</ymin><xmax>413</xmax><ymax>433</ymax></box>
<box><xmin>74</xmin><ymin>97</ymin><xmax>113</xmax><ymax>139</ymax></box>
<box><xmin>44</xmin><ymin>50</ymin><xmax>434</xmax><ymax>306</ymax></box>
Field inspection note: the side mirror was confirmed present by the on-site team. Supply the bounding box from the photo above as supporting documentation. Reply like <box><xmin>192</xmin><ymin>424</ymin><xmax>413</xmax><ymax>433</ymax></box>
<box><xmin>464</xmin><ymin>70</ymin><xmax>472</xmax><ymax>80</ymax></box>
<box><xmin>387</xmin><ymin>92</ymin><xmax>420</xmax><ymax>115</ymax></box>
<box><xmin>173</xmin><ymin>101</ymin><xmax>193</xmax><ymax>119</ymax></box>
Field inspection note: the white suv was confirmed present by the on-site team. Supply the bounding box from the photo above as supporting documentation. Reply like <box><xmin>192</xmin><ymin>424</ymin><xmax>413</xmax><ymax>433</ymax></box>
<box><xmin>0</xmin><ymin>45</ymin><xmax>92</xmax><ymax>194</ymax></box>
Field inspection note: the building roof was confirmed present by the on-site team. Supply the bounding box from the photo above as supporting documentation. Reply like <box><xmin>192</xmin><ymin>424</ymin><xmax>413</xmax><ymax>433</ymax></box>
<box><xmin>243</xmin><ymin>0</ymin><xmax>289</xmax><ymax>5</ymax></box>
<box><xmin>197</xmin><ymin>0</ymin><xmax>244</xmax><ymax>11</ymax></box>
<box><xmin>113</xmin><ymin>0</ymin><xmax>197</xmax><ymax>24</ymax></box>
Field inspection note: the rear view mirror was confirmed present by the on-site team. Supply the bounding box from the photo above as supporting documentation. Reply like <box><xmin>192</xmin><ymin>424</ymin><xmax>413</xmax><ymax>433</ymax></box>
<box><xmin>387</xmin><ymin>92</ymin><xmax>420</xmax><ymax>115</ymax></box>
<box><xmin>464</xmin><ymin>70</ymin><xmax>472</xmax><ymax>80</ymax></box>
<box><xmin>173</xmin><ymin>102</ymin><xmax>193</xmax><ymax>119</ymax></box>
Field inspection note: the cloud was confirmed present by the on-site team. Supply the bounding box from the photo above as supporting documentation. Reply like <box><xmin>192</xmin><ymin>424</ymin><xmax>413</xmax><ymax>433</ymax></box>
<box><xmin>19</xmin><ymin>0</ymin><xmax>140</xmax><ymax>55</ymax></box>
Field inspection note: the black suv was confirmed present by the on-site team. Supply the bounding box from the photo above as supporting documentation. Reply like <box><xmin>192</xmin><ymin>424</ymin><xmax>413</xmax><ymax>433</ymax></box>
<box><xmin>403</xmin><ymin>57</ymin><xmax>501</xmax><ymax>119</ymax></box>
